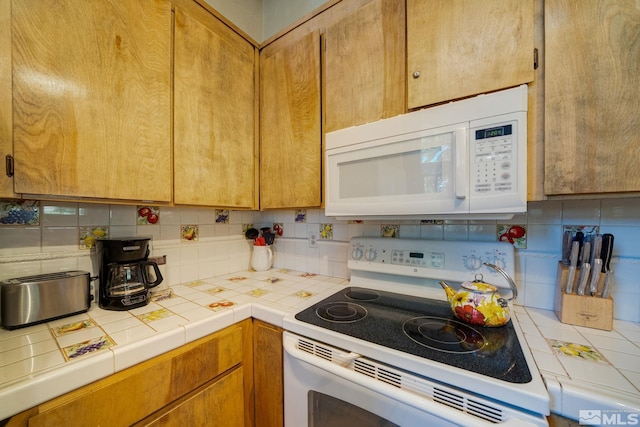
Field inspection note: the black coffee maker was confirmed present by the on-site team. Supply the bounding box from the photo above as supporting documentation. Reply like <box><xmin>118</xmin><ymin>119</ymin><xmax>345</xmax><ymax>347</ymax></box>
<box><xmin>96</xmin><ymin>237</ymin><xmax>163</xmax><ymax>310</ymax></box>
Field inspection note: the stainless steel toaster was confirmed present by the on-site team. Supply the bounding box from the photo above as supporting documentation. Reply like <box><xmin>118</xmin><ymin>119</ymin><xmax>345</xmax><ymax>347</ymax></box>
<box><xmin>0</xmin><ymin>271</ymin><xmax>93</xmax><ymax>329</ymax></box>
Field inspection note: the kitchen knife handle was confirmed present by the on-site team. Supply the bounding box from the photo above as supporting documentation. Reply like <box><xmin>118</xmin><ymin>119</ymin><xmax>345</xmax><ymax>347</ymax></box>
<box><xmin>600</xmin><ymin>234</ymin><xmax>614</xmax><ymax>273</ymax></box>
<box><xmin>576</xmin><ymin>263</ymin><xmax>590</xmax><ymax>296</ymax></box>
<box><xmin>589</xmin><ymin>259</ymin><xmax>602</xmax><ymax>295</ymax></box>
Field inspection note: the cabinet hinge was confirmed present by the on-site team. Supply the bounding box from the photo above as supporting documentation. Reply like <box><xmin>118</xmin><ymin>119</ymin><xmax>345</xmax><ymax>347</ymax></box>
<box><xmin>5</xmin><ymin>154</ymin><xmax>14</xmax><ymax>177</ymax></box>
<box><xmin>533</xmin><ymin>48</ymin><xmax>539</xmax><ymax>70</ymax></box>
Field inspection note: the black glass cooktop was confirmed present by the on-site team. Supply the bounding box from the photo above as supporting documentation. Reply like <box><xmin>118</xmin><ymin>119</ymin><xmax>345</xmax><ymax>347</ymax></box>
<box><xmin>295</xmin><ymin>287</ymin><xmax>532</xmax><ymax>384</ymax></box>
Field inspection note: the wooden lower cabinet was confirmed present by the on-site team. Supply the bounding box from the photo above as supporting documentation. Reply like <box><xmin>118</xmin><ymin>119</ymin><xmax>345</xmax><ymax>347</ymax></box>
<box><xmin>5</xmin><ymin>319</ymin><xmax>253</xmax><ymax>427</ymax></box>
<box><xmin>135</xmin><ymin>367</ymin><xmax>244</xmax><ymax>427</ymax></box>
<box><xmin>252</xmin><ymin>320</ymin><xmax>284</xmax><ymax>427</ymax></box>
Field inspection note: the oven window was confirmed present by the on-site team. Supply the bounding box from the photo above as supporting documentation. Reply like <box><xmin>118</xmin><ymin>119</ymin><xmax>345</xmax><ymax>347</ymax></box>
<box><xmin>308</xmin><ymin>391</ymin><xmax>399</xmax><ymax>427</ymax></box>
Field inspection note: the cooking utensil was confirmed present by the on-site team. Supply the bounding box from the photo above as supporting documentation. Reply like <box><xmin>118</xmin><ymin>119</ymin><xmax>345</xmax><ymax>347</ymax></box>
<box><xmin>565</xmin><ymin>241</ymin><xmax>580</xmax><ymax>294</ymax></box>
<box><xmin>588</xmin><ymin>258</ymin><xmax>602</xmax><ymax>296</ymax></box>
<box><xmin>576</xmin><ymin>263</ymin><xmax>591</xmax><ymax>296</ymax></box>
<box><xmin>561</xmin><ymin>231</ymin><xmax>573</xmax><ymax>265</ymax></box>
<box><xmin>601</xmin><ymin>271</ymin><xmax>614</xmax><ymax>298</ymax></box>
<box><xmin>600</xmin><ymin>234</ymin><xmax>614</xmax><ymax>273</ymax></box>
<box><xmin>245</xmin><ymin>228</ymin><xmax>259</xmax><ymax>240</ymax></box>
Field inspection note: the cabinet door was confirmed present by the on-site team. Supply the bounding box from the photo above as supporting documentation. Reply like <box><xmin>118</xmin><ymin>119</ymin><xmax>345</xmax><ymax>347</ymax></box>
<box><xmin>260</xmin><ymin>31</ymin><xmax>321</xmax><ymax>209</ymax></box>
<box><xmin>0</xmin><ymin>0</ymin><xmax>15</xmax><ymax>198</ymax></box>
<box><xmin>137</xmin><ymin>367</ymin><xmax>244</xmax><ymax>427</ymax></box>
<box><xmin>544</xmin><ymin>0</ymin><xmax>640</xmax><ymax>195</ymax></box>
<box><xmin>324</xmin><ymin>0</ymin><xmax>405</xmax><ymax>133</ymax></box>
<box><xmin>407</xmin><ymin>0</ymin><xmax>534</xmax><ymax>109</ymax></box>
<box><xmin>12</xmin><ymin>0</ymin><xmax>172</xmax><ymax>201</ymax></box>
<box><xmin>174</xmin><ymin>4</ymin><xmax>257</xmax><ymax>208</ymax></box>
<box><xmin>253</xmin><ymin>320</ymin><xmax>283</xmax><ymax>427</ymax></box>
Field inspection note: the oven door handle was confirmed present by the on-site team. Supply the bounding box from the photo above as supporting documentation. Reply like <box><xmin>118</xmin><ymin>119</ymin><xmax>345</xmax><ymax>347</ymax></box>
<box><xmin>284</xmin><ymin>335</ymin><xmax>540</xmax><ymax>427</ymax></box>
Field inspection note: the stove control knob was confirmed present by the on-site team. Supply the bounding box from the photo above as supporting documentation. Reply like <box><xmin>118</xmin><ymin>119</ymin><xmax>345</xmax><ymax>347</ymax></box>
<box><xmin>465</xmin><ymin>256</ymin><xmax>482</xmax><ymax>270</ymax></box>
<box><xmin>352</xmin><ymin>247</ymin><xmax>363</xmax><ymax>260</ymax></box>
<box><xmin>493</xmin><ymin>258</ymin><xmax>506</xmax><ymax>269</ymax></box>
<box><xmin>364</xmin><ymin>249</ymin><xmax>377</xmax><ymax>261</ymax></box>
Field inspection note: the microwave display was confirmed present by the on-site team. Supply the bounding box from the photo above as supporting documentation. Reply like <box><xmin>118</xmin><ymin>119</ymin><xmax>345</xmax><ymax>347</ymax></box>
<box><xmin>475</xmin><ymin>124</ymin><xmax>512</xmax><ymax>140</ymax></box>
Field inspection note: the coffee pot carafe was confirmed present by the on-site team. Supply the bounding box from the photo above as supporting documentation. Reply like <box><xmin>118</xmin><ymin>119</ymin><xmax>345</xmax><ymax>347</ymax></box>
<box><xmin>97</xmin><ymin>237</ymin><xmax>162</xmax><ymax>311</ymax></box>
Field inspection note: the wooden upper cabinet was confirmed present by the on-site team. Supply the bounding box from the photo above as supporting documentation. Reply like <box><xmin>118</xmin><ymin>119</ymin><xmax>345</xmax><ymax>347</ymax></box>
<box><xmin>173</xmin><ymin>4</ymin><xmax>257</xmax><ymax>208</ymax></box>
<box><xmin>0</xmin><ymin>0</ymin><xmax>15</xmax><ymax>199</ymax></box>
<box><xmin>544</xmin><ymin>0</ymin><xmax>640</xmax><ymax>195</ymax></box>
<box><xmin>260</xmin><ymin>31</ymin><xmax>321</xmax><ymax>209</ymax></box>
<box><xmin>11</xmin><ymin>0</ymin><xmax>172</xmax><ymax>201</ymax></box>
<box><xmin>324</xmin><ymin>0</ymin><xmax>405</xmax><ymax>133</ymax></box>
<box><xmin>407</xmin><ymin>0</ymin><xmax>534</xmax><ymax>110</ymax></box>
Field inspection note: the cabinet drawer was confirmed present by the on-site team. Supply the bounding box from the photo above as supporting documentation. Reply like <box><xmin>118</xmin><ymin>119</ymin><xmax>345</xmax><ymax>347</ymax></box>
<box><xmin>27</xmin><ymin>325</ymin><xmax>244</xmax><ymax>427</ymax></box>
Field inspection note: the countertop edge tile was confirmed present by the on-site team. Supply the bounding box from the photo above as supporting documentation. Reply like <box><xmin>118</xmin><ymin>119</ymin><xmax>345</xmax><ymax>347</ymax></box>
<box><xmin>183</xmin><ymin>310</ymin><xmax>234</xmax><ymax>344</ymax></box>
<box><xmin>0</xmin><ymin>349</ymin><xmax>114</xmax><ymax>420</ymax></box>
<box><xmin>111</xmin><ymin>327</ymin><xmax>185</xmax><ymax>373</ymax></box>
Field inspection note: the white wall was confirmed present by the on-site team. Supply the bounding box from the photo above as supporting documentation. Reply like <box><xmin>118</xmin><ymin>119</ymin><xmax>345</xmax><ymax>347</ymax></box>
<box><xmin>1</xmin><ymin>199</ymin><xmax>639</xmax><ymax>323</ymax></box>
<box><xmin>262</xmin><ymin>0</ymin><xmax>328</xmax><ymax>40</ymax></box>
<box><xmin>204</xmin><ymin>0</ymin><xmax>263</xmax><ymax>42</ymax></box>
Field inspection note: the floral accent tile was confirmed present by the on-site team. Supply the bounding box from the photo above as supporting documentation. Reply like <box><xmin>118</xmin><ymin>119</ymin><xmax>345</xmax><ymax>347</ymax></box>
<box><xmin>137</xmin><ymin>206</ymin><xmax>159</xmax><ymax>225</ymax></box>
<box><xmin>215</xmin><ymin>210</ymin><xmax>229</xmax><ymax>224</ymax></box>
<box><xmin>0</xmin><ymin>200</ymin><xmax>39</xmax><ymax>225</ymax></box>
<box><xmin>300</xmin><ymin>272</ymin><xmax>317</xmax><ymax>278</ymax></box>
<box><xmin>184</xmin><ymin>280</ymin><xmax>206</xmax><ymax>288</ymax></box>
<box><xmin>548</xmin><ymin>339</ymin><xmax>608</xmax><ymax>363</ymax></box>
<box><xmin>63</xmin><ymin>336</ymin><xmax>114</xmax><ymax>360</ymax></box>
<box><xmin>52</xmin><ymin>320</ymin><xmax>95</xmax><ymax>336</ymax></box>
<box><xmin>347</xmin><ymin>219</ymin><xmax>363</xmax><ymax>224</ymax></box>
<box><xmin>497</xmin><ymin>225</ymin><xmax>527</xmax><ymax>249</ymax></box>
<box><xmin>208</xmin><ymin>300</ymin><xmax>235</xmax><ymax>311</ymax></box>
<box><xmin>136</xmin><ymin>309</ymin><xmax>173</xmax><ymax>323</ymax></box>
<box><xmin>563</xmin><ymin>225</ymin><xmax>600</xmax><ymax>235</ymax></box>
<box><xmin>242</xmin><ymin>224</ymin><xmax>254</xmax><ymax>234</ymax></box>
<box><xmin>80</xmin><ymin>226</ymin><xmax>108</xmax><ymax>249</ymax></box>
<box><xmin>295</xmin><ymin>210</ymin><xmax>306</xmax><ymax>223</ymax></box>
<box><xmin>206</xmin><ymin>286</ymin><xmax>226</xmax><ymax>295</ymax></box>
<box><xmin>381</xmin><ymin>225</ymin><xmax>399</xmax><ymax>237</ymax></box>
<box><xmin>294</xmin><ymin>290</ymin><xmax>314</xmax><ymax>299</ymax></box>
<box><xmin>320</xmin><ymin>224</ymin><xmax>333</xmax><ymax>240</ymax></box>
<box><xmin>227</xmin><ymin>276</ymin><xmax>248</xmax><ymax>282</ymax></box>
<box><xmin>264</xmin><ymin>277</ymin><xmax>281</xmax><ymax>284</ymax></box>
<box><xmin>248</xmin><ymin>288</ymin><xmax>270</xmax><ymax>297</ymax></box>
<box><xmin>273</xmin><ymin>223</ymin><xmax>283</xmax><ymax>236</ymax></box>
<box><xmin>181</xmin><ymin>225</ymin><xmax>198</xmax><ymax>242</ymax></box>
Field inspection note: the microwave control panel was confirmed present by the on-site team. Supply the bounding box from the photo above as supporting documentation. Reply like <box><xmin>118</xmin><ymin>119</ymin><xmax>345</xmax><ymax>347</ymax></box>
<box><xmin>471</xmin><ymin>122</ymin><xmax>516</xmax><ymax>195</ymax></box>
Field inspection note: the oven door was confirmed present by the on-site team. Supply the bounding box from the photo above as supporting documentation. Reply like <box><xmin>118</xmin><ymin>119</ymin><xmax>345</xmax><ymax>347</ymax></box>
<box><xmin>283</xmin><ymin>332</ymin><xmax>541</xmax><ymax>427</ymax></box>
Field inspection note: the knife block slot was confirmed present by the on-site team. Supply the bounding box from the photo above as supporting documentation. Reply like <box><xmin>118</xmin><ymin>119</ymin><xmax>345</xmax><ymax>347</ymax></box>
<box><xmin>554</xmin><ymin>262</ymin><xmax>613</xmax><ymax>331</ymax></box>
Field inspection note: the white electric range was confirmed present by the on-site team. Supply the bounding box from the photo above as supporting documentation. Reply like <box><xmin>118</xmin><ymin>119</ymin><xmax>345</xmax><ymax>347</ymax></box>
<box><xmin>283</xmin><ymin>237</ymin><xmax>550</xmax><ymax>427</ymax></box>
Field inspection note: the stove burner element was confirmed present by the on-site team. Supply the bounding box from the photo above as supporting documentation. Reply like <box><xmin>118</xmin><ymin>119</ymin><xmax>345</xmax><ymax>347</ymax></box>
<box><xmin>403</xmin><ymin>316</ymin><xmax>486</xmax><ymax>354</ymax></box>
<box><xmin>316</xmin><ymin>302</ymin><xmax>368</xmax><ymax>323</ymax></box>
<box><xmin>344</xmin><ymin>289</ymin><xmax>380</xmax><ymax>301</ymax></box>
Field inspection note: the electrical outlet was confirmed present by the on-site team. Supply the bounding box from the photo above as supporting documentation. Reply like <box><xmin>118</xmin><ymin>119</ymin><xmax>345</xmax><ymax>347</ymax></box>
<box><xmin>308</xmin><ymin>231</ymin><xmax>318</xmax><ymax>248</ymax></box>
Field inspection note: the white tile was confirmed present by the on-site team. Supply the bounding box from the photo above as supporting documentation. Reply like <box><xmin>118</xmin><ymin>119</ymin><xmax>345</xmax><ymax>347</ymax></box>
<box><xmin>41</xmin><ymin>226</ymin><xmax>78</xmax><ymax>250</ymax></box>
<box><xmin>181</xmin><ymin>207</ymin><xmax>199</xmax><ymax>224</ymax></box>
<box><xmin>619</xmin><ymin>369</ymin><xmax>640</xmax><ymax>392</ymax></box>
<box><xmin>41</xmin><ymin>202</ymin><xmax>78</xmax><ymax>226</ymax></box>
<box><xmin>0</xmin><ymin>339</ymin><xmax>59</xmax><ymax>365</ymax></box>
<box><xmin>531</xmin><ymin>350</ymin><xmax>567</xmax><ymax>376</ymax></box>
<box><xmin>601</xmin><ymin>198</ymin><xmax>640</xmax><ymax>226</ymax></box>
<box><xmin>180</xmin><ymin>307</ymin><xmax>216</xmax><ymax>322</ymax></box>
<box><xmin>522</xmin><ymin>332</ymin><xmax>553</xmax><ymax>353</ymax></box>
<box><xmin>183</xmin><ymin>310</ymin><xmax>235</xmax><ymax>343</ymax></box>
<box><xmin>0</xmin><ymin>327</ymin><xmax>52</xmax><ymax>349</ymax></box>
<box><xmin>420</xmin><ymin>224</ymin><xmax>443</xmax><ymax>239</ymax></box>
<box><xmin>100</xmin><ymin>317</ymin><xmax>145</xmax><ymax>335</ymax></box>
<box><xmin>0</xmin><ymin>350</ymin><xmax>65</xmax><ymax>384</ymax></box>
<box><xmin>561</xmin><ymin>199</ymin><xmax>601</xmax><ymax>224</ymax></box>
<box><xmin>147</xmin><ymin>315</ymin><xmax>187</xmax><ymax>332</ymax></box>
<box><xmin>526</xmin><ymin>200</ymin><xmax>563</xmax><ymax>224</ymax></box>
<box><xmin>537</xmin><ymin>325</ymin><xmax>585</xmax><ymax>343</ymax></box>
<box><xmin>109</xmin><ymin>205</ymin><xmax>136</xmax><ymax>226</ymax></box>
<box><xmin>582</xmin><ymin>333</ymin><xmax>638</xmax><ymax>355</ymax></box>
<box><xmin>109</xmin><ymin>225</ymin><xmax>136</xmax><ymax>238</ymax></box>
<box><xmin>109</xmin><ymin>324</ymin><xmax>155</xmax><ymax>345</ymax></box>
<box><xmin>558</xmin><ymin>356</ymin><xmax>637</xmax><ymax>394</ymax></box>
<box><xmin>111</xmin><ymin>328</ymin><xmax>184</xmax><ymax>372</ymax></box>
<box><xmin>159</xmin><ymin>207</ymin><xmax>181</xmax><ymax>225</ymax></box>
<box><xmin>443</xmin><ymin>224</ymin><xmax>468</xmax><ymax>240</ymax></box>
<box><xmin>523</xmin><ymin>281</ymin><xmax>555</xmax><ymax>310</ymax></box>
<box><xmin>0</xmin><ymin>227</ymin><xmax>41</xmax><ymax>255</ymax></box>
<box><xmin>524</xmin><ymin>224</ymin><xmax>561</xmax><ymax>252</ymax></box>
<box><xmin>78</xmin><ymin>203</ymin><xmax>109</xmax><ymax>226</ymax></box>
<box><xmin>598</xmin><ymin>349</ymin><xmax>640</xmax><ymax>373</ymax></box>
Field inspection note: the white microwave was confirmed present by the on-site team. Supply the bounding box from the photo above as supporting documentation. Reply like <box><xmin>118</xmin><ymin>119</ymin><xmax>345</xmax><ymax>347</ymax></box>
<box><xmin>325</xmin><ymin>85</ymin><xmax>528</xmax><ymax>219</ymax></box>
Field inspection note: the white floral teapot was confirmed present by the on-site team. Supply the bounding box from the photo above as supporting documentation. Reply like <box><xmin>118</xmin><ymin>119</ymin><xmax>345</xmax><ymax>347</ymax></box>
<box><xmin>439</xmin><ymin>263</ymin><xmax>518</xmax><ymax>327</ymax></box>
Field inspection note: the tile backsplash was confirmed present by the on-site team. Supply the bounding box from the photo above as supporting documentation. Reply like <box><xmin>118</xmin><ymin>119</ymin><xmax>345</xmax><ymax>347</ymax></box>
<box><xmin>1</xmin><ymin>198</ymin><xmax>639</xmax><ymax>323</ymax></box>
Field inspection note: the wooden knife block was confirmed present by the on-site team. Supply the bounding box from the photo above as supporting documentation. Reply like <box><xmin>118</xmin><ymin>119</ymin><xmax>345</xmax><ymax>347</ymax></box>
<box><xmin>554</xmin><ymin>262</ymin><xmax>613</xmax><ymax>330</ymax></box>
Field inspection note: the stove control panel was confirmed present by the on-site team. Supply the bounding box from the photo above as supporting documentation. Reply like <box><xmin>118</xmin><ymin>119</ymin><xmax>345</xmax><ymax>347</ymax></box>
<box><xmin>348</xmin><ymin>237</ymin><xmax>515</xmax><ymax>285</ymax></box>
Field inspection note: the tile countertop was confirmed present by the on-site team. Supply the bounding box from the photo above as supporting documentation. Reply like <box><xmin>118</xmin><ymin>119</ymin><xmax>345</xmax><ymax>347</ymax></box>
<box><xmin>0</xmin><ymin>269</ymin><xmax>639</xmax><ymax>422</ymax></box>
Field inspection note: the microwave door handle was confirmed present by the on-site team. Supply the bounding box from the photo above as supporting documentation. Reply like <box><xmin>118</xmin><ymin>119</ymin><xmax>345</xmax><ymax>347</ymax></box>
<box><xmin>455</xmin><ymin>128</ymin><xmax>468</xmax><ymax>200</ymax></box>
